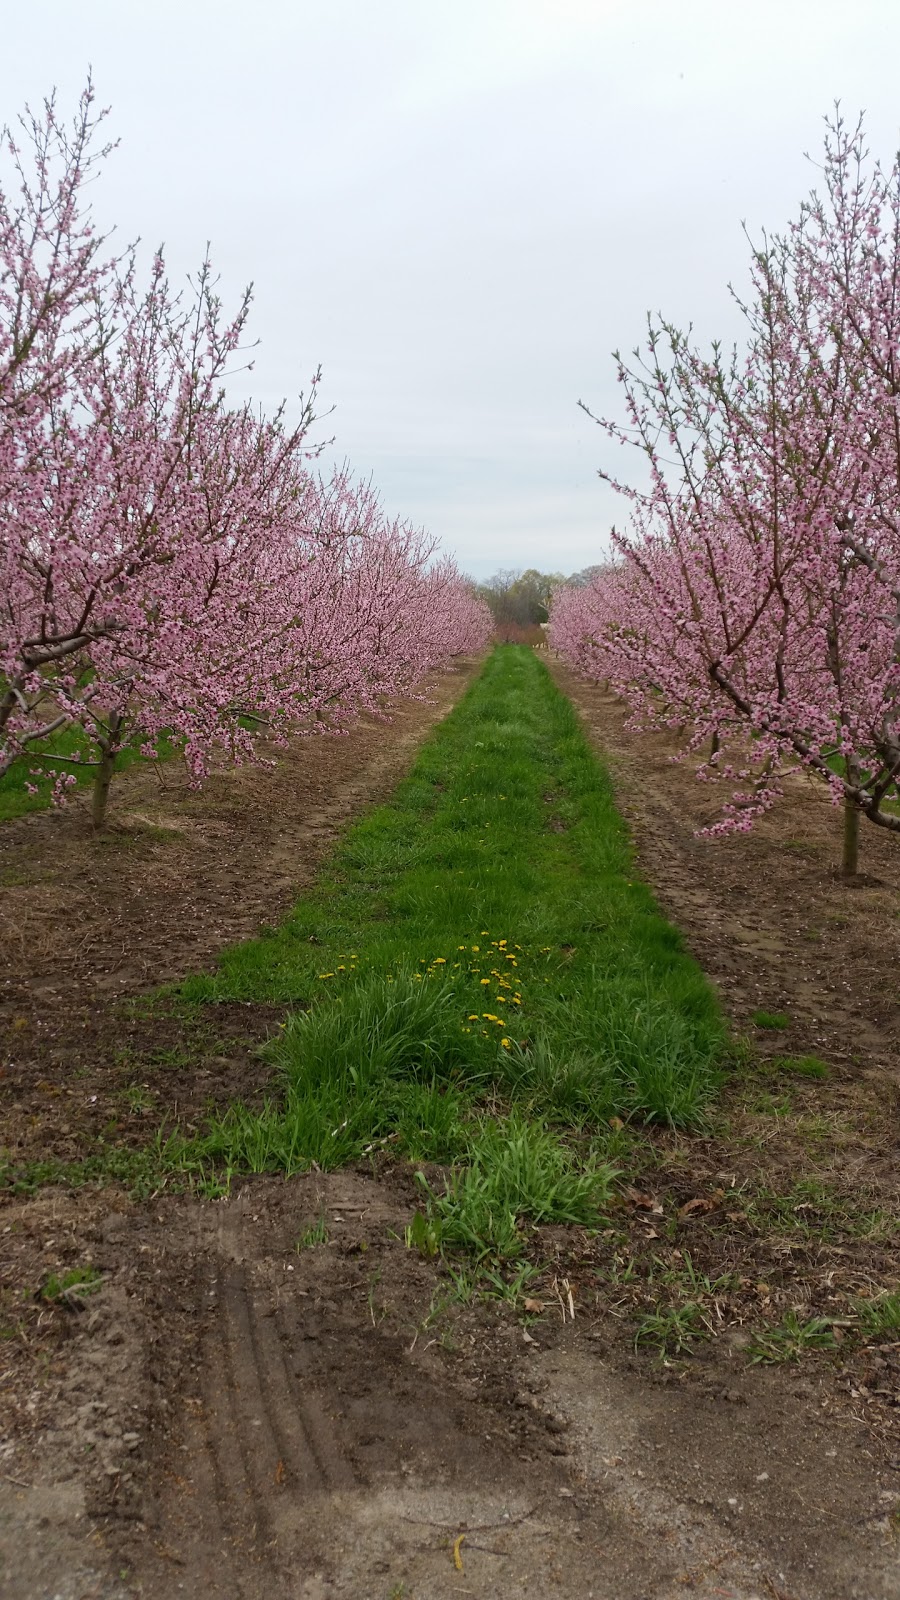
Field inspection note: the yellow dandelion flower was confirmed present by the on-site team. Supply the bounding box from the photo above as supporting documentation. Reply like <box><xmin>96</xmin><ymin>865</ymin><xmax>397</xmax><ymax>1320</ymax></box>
<box><xmin>480</xmin><ymin>978</ymin><xmax>490</xmax><ymax>985</ymax></box>
<box><xmin>432</xmin><ymin>958</ymin><xmax>446</xmax><ymax>965</ymax></box>
<box><xmin>337</xmin><ymin>965</ymin><xmax>346</xmax><ymax>971</ymax></box>
<box><xmin>501</xmin><ymin>1038</ymin><xmax>511</xmax><ymax>1049</ymax></box>
<box><xmin>317</xmin><ymin>972</ymin><xmax>334</xmax><ymax>979</ymax></box>
<box><xmin>468</xmin><ymin>1014</ymin><xmax>479</xmax><ymax>1021</ymax></box>
<box><xmin>498</xmin><ymin>939</ymin><xmax>507</xmax><ymax>948</ymax></box>
<box><xmin>471</xmin><ymin>945</ymin><xmax>480</xmax><ymax>952</ymax></box>
<box><xmin>458</xmin><ymin>945</ymin><xmax>466</xmax><ymax>950</ymax></box>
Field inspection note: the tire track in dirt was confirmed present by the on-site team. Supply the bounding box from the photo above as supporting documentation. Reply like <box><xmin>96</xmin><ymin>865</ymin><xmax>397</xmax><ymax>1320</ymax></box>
<box><xmin>147</xmin><ymin>1220</ymin><xmax>359</xmax><ymax>1595</ymax></box>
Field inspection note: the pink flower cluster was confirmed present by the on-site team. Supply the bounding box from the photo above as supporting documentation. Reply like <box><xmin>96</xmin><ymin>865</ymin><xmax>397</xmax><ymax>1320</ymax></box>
<box><xmin>0</xmin><ymin>82</ymin><xmax>491</xmax><ymax>812</ymax></box>
<box><xmin>550</xmin><ymin>111</ymin><xmax>900</xmax><ymax>846</ymax></box>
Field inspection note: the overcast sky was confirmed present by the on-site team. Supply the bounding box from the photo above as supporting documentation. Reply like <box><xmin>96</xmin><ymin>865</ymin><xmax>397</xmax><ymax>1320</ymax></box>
<box><xmin>3</xmin><ymin>1</ymin><xmax>900</xmax><ymax>577</ymax></box>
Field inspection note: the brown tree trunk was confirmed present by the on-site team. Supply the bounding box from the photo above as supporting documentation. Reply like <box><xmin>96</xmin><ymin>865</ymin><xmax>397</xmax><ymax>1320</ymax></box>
<box><xmin>91</xmin><ymin>711</ymin><xmax>122</xmax><ymax>830</ymax></box>
<box><xmin>842</xmin><ymin>794</ymin><xmax>860</xmax><ymax>879</ymax></box>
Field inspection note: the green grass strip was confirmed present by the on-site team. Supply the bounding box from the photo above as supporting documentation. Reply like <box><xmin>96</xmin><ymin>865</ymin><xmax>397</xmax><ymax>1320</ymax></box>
<box><xmin>170</xmin><ymin>646</ymin><xmax>723</xmax><ymax>1255</ymax></box>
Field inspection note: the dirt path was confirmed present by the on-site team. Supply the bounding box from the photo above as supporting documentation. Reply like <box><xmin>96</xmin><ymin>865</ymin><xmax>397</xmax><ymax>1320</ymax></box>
<box><xmin>2</xmin><ymin>657</ymin><xmax>900</xmax><ymax>1599</ymax></box>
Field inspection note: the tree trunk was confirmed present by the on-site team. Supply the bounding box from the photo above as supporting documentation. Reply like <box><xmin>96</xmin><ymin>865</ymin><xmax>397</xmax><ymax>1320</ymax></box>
<box><xmin>91</xmin><ymin>712</ymin><xmax>122</xmax><ymax>830</ymax></box>
<box><xmin>842</xmin><ymin>793</ymin><xmax>860</xmax><ymax>879</ymax></box>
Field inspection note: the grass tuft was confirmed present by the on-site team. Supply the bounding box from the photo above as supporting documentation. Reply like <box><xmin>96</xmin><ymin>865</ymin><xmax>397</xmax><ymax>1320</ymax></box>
<box><xmin>771</xmin><ymin>1054</ymin><xmax>830</xmax><ymax>1079</ymax></box>
<box><xmin>747</xmin><ymin>1312</ymin><xmax>839</xmax><ymax>1363</ymax></box>
<box><xmin>752</xmin><ymin>1010</ymin><xmax>791</xmax><ymax>1031</ymax></box>
<box><xmin>420</xmin><ymin>1111</ymin><xmax>616</xmax><ymax>1260</ymax></box>
<box><xmin>855</xmin><ymin>1292</ymin><xmax>900</xmax><ymax>1335</ymax></box>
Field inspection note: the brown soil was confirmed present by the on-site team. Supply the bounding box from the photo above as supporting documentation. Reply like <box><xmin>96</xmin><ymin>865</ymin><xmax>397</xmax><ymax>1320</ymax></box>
<box><xmin>2</xmin><ymin>656</ymin><xmax>900</xmax><ymax>1599</ymax></box>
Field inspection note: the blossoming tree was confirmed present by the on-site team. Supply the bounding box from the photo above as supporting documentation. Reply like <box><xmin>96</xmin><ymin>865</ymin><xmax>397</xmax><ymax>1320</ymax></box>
<box><xmin>551</xmin><ymin>112</ymin><xmax>900</xmax><ymax>875</ymax></box>
<box><xmin>1</xmin><ymin>83</ymin><xmax>492</xmax><ymax>826</ymax></box>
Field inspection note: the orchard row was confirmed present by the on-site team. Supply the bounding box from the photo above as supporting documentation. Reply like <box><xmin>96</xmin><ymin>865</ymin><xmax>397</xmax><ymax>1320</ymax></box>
<box><xmin>550</xmin><ymin>113</ymin><xmax>900</xmax><ymax>876</ymax></box>
<box><xmin>0</xmin><ymin>83</ymin><xmax>491</xmax><ymax>824</ymax></box>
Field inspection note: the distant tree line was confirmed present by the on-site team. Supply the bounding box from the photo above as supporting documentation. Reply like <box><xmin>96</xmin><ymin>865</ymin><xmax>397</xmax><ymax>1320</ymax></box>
<box><xmin>474</xmin><ymin>566</ymin><xmax>608</xmax><ymax>641</ymax></box>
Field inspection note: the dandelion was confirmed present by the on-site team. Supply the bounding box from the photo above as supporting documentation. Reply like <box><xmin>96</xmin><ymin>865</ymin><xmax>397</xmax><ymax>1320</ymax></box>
<box><xmin>471</xmin><ymin>945</ymin><xmax>480</xmax><ymax>952</ymax></box>
<box><xmin>317</xmin><ymin>973</ymin><xmax>334</xmax><ymax>979</ymax></box>
<box><xmin>480</xmin><ymin>978</ymin><xmax>490</xmax><ymax>985</ymax></box>
<box><xmin>431</xmin><ymin>958</ymin><xmax>446</xmax><ymax>965</ymax></box>
<box><xmin>468</xmin><ymin>1014</ymin><xmax>479</xmax><ymax>1021</ymax></box>
<box><xmin>500</xmin><ymin>1038</ymin><xmax>511</xmax><ymax>1049</ymax></box>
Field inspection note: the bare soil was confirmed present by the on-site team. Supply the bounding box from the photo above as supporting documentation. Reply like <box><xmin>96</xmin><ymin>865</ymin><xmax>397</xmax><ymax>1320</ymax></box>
<box><xmin>2</xmin><ymin>657</ymin><xmax>900</xmax><ymax>1599</ymax></box>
